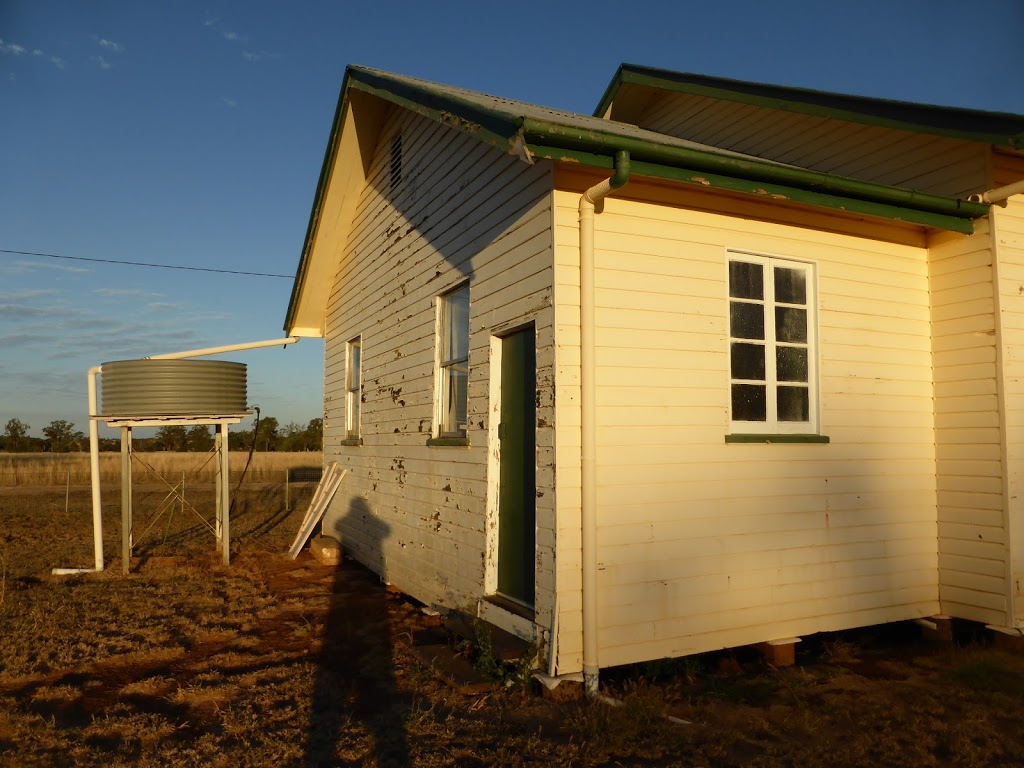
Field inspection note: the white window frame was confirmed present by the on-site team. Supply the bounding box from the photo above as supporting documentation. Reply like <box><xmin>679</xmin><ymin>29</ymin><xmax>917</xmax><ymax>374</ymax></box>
<box><xmin>436</xmin><ymin>283</ymin><xmax>470</xmax><ymax>439</ymax></box>
<box><xmin>346</xmin><ymin>337</ymin><xmax>361</xmax><ymax>439</ymax></box>
<box><xmin>727</xmin><ymin>250</ymin><xmax>819</xmax><ymax>435</ymax></box>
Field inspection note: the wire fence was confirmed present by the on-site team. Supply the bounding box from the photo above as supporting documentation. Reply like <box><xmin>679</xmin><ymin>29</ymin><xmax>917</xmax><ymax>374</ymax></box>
<box><xmin>0</xmin><ymin>466</ymin><xmax>324</xmax><ymax>489</ymax></box>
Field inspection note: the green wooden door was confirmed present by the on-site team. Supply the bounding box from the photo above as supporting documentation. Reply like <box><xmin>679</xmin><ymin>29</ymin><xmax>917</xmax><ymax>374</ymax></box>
<box><xmin>497</xmin><ymin>327</ymin><xmax>536</xmax><ymax>606</ymax></box>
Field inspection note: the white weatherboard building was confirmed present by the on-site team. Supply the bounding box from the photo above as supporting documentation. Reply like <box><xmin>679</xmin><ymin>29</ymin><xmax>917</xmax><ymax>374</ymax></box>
<box><xmin>284</xmin><ymin>63</ymin><xmax>1024</xmax><ymax>688</ymax></box>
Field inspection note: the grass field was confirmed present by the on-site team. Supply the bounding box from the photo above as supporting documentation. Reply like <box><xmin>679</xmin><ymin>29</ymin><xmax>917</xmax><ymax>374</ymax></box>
<box><xmin>0</xmin><ymin>451</ymin><xmax>322</xmax><ymax>487</ymax></box>
<box><xmin>4</xmin><ymin>457</ymin><xmax>1024</xmax><ymax>766</ymax></box>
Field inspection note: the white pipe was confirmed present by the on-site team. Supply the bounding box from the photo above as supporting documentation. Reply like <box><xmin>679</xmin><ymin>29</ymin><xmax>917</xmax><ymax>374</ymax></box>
<box><xmin>88</xmin><ymin>365</ymin><xmax>104</xmax><ymax>571</ymax></box>
<box><xmin>144</xmin><ymin>336</ymin><xmax>299</xmax><ymax>360</ymax></box>
<box><xmin>578</xmin><ymin>154</ymin><xmax>629</xmax><ymax>697</ymax></box>
<box><xmin>969</xmin><ymin>178</ymin><xmax>1024</xmax><ymax>206</ymax></box>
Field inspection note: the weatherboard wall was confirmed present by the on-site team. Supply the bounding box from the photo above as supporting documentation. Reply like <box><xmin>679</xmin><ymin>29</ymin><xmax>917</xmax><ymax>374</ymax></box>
<box><xmin>628</xmin><ymin>88</ymin><xmax>989</xmax><ymax>199</ymax></box>
<box><xmin>992</xmin><ymin>151</ymin><xmax>1024</xmax><ymax>627</ymax></box>
<box><xmin>552</xmin><ymin>172</ymin><xmax>940</xmax><ymax>672</ymax></box>
<box><xmin>928</xmin><ymin>220</ymin><xmax>1009</xmax><ymax>627</ymax></box>
<box><xmin>320</xmin><ymin>106</ymin><xmax>557</xmax><ymax>625</ymax></box>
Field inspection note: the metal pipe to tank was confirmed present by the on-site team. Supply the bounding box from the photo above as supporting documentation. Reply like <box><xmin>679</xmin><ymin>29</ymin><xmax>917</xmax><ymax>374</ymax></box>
<box><xmin>144</xmin><ymin>337</ymin><xmax>298</xmax><ymax>360</ymax></box>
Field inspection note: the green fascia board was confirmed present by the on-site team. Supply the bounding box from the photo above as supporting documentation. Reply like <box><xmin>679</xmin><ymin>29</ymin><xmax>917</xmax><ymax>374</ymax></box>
<box><xmin>596</xmin><ymin>64</ymin><xmax>1024</xmax><ymax>148</ymax></box>
<box><xmin>520</xmin><ymin>118</ymin><xmax>988</xmax><ymax>222</ymax></box>
<box><xmin>529</xmin><ymin>143</ymin><xmax>974</xmax><ymax>234</ymax></box>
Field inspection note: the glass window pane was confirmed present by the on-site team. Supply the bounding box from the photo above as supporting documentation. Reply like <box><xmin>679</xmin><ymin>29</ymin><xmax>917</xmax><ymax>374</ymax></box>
<box><xmin>348</xmin><ymin>342</ymin><xmax>361</xmax><ymax>390</ymax></box>
<box><xmin>730</xmin><ymin>301</ymin><xmax>765</xmax><ymax>340</ymax></box>
<box><xmin>775</xmin><ymin>307</ymin><xmax>807</xmax><ymax>343</ymax></box>
<box><xmin>732</xmin><ymin>384</ymin><xmax>767</xmax><ymax>421</ymax></box>
<box><xmin>774</xmin><ymin>267</ymin><xmax>806</xmax><ymax>305</ymax></box>
<box><xmin>347</xmin><ymin>393</ymin><xmax>360</xmax><ymax>436</ymax></box>
<box><xmin>777</xmin><ymin>386</ymin><xmax>809</xmax><ymax>422</ymax></box>
<box><xmin>731</xmin><ymin>342</ymin><xmax>765</xmax><ymax>381</ymax></box>
<box><xmin>776</xmin><ymin>347</ymin><xmax>808</xmax><ymax>382</ymax></box>
<box><xmin>445</xmin><ymin>285</ymin><xmax>470</xmax><ymax>361</ymax></box>
<box><xmin>729</xmin><ymin>261</ymin><xmax>764</xmax><ymax>300</ymax></box>
<box><xmin>444</xmin><ymin>368</ymin><xmax>468</xmax><ymax>435</ymax></box>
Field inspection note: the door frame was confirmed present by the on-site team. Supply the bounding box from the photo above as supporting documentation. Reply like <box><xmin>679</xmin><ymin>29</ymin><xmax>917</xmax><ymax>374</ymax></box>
<box><xmin>483</xmin><ymin>323</ymin><xmax>538</xmax><ymax>607</ymax></box>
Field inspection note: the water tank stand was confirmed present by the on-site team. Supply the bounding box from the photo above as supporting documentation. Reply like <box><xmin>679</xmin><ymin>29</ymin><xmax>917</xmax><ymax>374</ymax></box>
<box><xmin>105</xmin><ymin>413</ymin><xmax>251</xmax><ymax>574</ymax></box>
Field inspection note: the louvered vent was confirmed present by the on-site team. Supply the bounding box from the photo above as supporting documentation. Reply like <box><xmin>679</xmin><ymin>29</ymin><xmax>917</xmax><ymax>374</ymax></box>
<box><xmin>389</xmin><ymin>134</ymin><xmax>402</xmax><ymax>192</ymax></box>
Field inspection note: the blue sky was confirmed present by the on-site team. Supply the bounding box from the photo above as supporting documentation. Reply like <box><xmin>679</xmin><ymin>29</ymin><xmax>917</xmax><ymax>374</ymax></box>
<box><xmin>1</xmin><ymin>0</ymin><xmax>1022</xmax><ymax>437</ymax></box>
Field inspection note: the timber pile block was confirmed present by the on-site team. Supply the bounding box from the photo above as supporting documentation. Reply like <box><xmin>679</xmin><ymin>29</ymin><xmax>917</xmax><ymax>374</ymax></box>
<box><xmin>756</xmin><ymin>638</ymin><xmax>799</xmax><ymax>667</ymax></box>
<box><xmin>309</xmin><ymin>535</ymin><xmax>341</xmax><ymax>566</ymax></box>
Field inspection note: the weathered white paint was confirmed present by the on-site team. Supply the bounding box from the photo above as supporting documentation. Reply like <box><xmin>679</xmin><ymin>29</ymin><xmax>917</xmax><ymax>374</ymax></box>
<box><xmin>993</xmin><ymin>151</ymin><xmax>1024</xmax><ymax>628</ymax></box>
<box><xmin>552</xmin><ymin>172</ymin><xmax>940</xmax><ymax>672</ymax></box>
<box><xmin>626</xmin><ymin>89</ymin><xmax>990</xmax><ymax>199</ymax></box>
<box><xmin>319</xmin><ymin>103</ymin><xmax>557</xmax><ymax>636</ymax></box>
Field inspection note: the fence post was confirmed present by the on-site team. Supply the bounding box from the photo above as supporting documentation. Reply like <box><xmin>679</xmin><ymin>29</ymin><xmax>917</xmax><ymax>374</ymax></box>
<box><xmin>285</xmin><ymin>469</ymin><xmax>290</xmax><ymax>512</ymax></box>
<box><xmin>65</xmin><ymin>469</ymin><xmax>70</xmax><ymax>514</ymax></box>
<box><xmin>181</xmin><ymin>470</ymin><xmax>185</xmax><ymax>517</ymax></box>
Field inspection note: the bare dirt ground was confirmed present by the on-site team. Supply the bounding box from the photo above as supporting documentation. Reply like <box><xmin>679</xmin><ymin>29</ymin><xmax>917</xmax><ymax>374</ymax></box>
<box><xmin>4</xmin><ymin>484</ymin><xmax>1024</xmax><ymax>766</ymax></box>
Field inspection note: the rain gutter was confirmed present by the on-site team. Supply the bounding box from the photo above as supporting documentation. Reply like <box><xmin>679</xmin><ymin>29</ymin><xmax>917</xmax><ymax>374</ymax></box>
<box><xmin>516</xmin><ymin>117</ymin><xmax>989</xmax><ymax>225</ymax></box>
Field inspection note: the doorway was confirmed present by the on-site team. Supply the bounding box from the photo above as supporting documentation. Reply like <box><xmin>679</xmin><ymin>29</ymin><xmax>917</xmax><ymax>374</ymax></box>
<box><xmin>496</xmin><ymin>326</ymin><xmax>536</xmax><ymax>608</ymax></box>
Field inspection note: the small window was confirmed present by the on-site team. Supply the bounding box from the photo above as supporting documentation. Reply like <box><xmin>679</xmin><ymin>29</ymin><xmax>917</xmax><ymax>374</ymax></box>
<box><xmin>389</xmin><ymin>134</ymin><xmax>402</xmax><ymax>192</ymax></box>
<box><xmin>438</xmin><ymin>284</ymin><xmax>470</xmax><ymax>438</ymax></box>
<box><xmin>728</xmin><ymin>252</ymin><xmax>817</xmax><ymax>434</ymax></box>
<box><xmin>346</xmin><ymin>337</ymin><xmax>361</xmax><ymax>438</ymax></box>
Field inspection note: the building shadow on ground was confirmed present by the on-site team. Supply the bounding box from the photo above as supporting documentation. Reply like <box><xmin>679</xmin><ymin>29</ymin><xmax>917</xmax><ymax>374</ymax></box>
<box><xmin>303</xmin><ymin>498</ymin><xmax>411</xmax><ymax>767</ymax></box>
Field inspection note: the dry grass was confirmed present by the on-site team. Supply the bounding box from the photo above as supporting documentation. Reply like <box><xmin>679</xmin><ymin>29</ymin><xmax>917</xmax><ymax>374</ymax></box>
<box><xmin>4</xmin><ymin>483</ymin><xmax>1024</xmax><ymax>766</ymax></box>
<box><xmin>0</xmin><ymin>452</ymin><xmax>322</xmax><ymax>487</ymax></box>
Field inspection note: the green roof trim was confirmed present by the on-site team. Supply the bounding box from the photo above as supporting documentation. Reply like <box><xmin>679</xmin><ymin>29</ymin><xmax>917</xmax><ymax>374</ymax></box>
<box><xmin>519</xmin><ymin>117</ymin><xmax>987</xmax><ymax>224</ymax></box>
<box><xmin>595</xmin><ymin>64</ymin><xmax>1024</xmax><ymax>148</ymax></box>
<box><xmin>528</xmin><ymin>143</ymin><xmax>975</xmax><ymax>233</ymax></box>
<box><xmin>286</xmin><ymin>65</ymin><xmax>996</xmax><ymax>331</ymax></box>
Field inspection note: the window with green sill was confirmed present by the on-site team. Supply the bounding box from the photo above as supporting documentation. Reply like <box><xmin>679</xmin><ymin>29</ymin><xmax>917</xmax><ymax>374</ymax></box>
<box><xmin>728</xmin><ymin>251</ymin><xmax>819</xmax><ymax>436</ymax></box>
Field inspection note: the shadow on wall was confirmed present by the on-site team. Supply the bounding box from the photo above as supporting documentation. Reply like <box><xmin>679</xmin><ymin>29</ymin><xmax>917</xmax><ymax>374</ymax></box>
<box><xmin>303</xmin><ymin>497</ymin><xmax>411</xmax><ymax>767</ymax></box>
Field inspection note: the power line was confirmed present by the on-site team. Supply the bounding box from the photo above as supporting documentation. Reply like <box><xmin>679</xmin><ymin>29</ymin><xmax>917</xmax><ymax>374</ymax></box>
<box><xmin>0</xmin><ymin>248</ymin><xmax>294</xmax><ymax>279</ymax></box>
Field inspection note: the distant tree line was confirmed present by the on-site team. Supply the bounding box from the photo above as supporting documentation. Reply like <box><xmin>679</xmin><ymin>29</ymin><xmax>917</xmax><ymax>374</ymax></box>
<box><xmin>0</xmin><ymin>417</ymin><xmax>323</xmax><ymax>453</ymax></box>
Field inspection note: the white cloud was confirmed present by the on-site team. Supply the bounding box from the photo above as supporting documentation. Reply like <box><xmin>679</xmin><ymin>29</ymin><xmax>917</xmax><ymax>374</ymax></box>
<box><xmin>91</xmin><ymin>55</ymin><xmax>111</xmax><ymax>70</ymax></box>
<box><xmin>93</xmin><ymin>288</ymin><xmax>162</xmax><ymax>299</ymax></box>
<box><xmin>32</xmin><ymin>49</ymin><xmax>43</xmax><ymax>57</ymax></box>
<box><xmin>202</xmin><ymin>16</ymin><xmax>219</xmax><ymax>27</ymax></box>
<box><xmin>50</xmin><ymin>56</ymin><xmax>65</xmax><ymax>69</ymax></box>
<box><xmin>98</xmin><ymin>38</ymin><xmax>123</xmax><ymax>53</ymax></box>
<box><xmin>242</xmin><ymin>50</ymin><xmax>279</xmax><ymax>63</ymax></box>
<box><xmin>221</xmin><ymin>96</ymin><xmax>238</xmax><ymax>108</ymax></box>
<box><xmin>0</xmin><ymin>39</ymin><xmax>26</xmax><ymax>55</ymax></box>
<box><xmin>223</xmin><ymin>30</ymin><xmax>245</xmax><ymax>42</ymax></box>
<box><xmin>0</xmin><ymin>260</ymin><xmax>91</xmax><ymax>276</ymax></box>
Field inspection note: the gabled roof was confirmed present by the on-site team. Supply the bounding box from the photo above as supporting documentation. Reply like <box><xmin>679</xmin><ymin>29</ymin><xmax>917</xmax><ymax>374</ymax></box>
<box><xmin>285</xmin><ymin>65</ymin><xmax>993</xmax><ymax>334</ymax></box>
<box><xmin>595</xmin><ymin>64</ymin><xmax>1024</xmax><ymax>148</ymax></box>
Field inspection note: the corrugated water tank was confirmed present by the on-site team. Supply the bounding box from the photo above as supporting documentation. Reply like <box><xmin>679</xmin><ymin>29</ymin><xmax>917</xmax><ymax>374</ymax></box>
<box><xmin>101</xmin><ymin>360</ymin><xmax>247</xmax><ymax>417</ymax></box>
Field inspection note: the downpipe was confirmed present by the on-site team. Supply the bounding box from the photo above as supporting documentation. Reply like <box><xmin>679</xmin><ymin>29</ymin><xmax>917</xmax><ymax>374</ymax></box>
<box><xmin>579</xmin><ymin>150</ymin><xmax>630</xmax><ymax>697</ymax></box>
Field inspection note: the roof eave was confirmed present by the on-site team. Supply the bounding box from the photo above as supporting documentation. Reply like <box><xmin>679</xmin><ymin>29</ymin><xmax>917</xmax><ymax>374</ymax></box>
<box><xmin>599</xmin><ymin>64</ymin><xmax>1024</xmax><ymax>149</ymax></box>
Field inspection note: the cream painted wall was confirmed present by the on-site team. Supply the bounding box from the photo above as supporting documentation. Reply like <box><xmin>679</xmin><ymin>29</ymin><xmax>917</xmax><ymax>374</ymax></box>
<box><xmin>553</xmin><ymin>180</ymin><xmax>940</xmax><ymax>672</ymax></box>
<box><xmin>992</xmin><ymin>152</ymin><xmax>1024</xmax><ymax>627</ymax></box>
